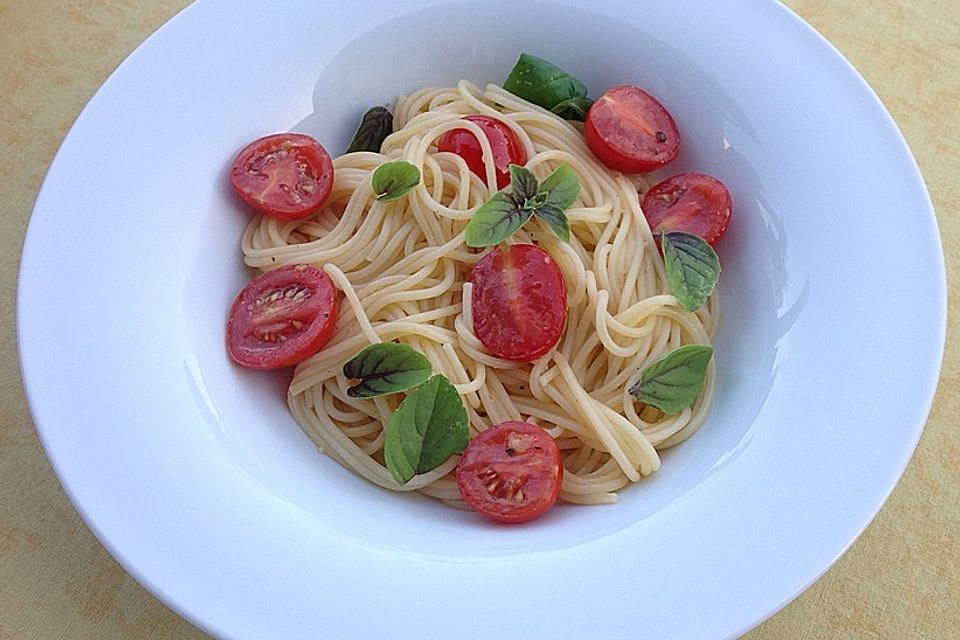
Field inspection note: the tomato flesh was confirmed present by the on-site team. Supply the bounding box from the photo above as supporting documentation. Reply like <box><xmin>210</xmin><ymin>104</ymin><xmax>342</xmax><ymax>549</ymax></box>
<box><xmin>456</xmin><ymin>421</ymin><xmax>563</xmax><ymax>523</ymax></box>
<box><xmin>585</xmin><ymin>85</ymin><xmax>680</xmax><ymax>173</ymax></box>
<box><xmin>641</xmin><ymin>172</ymin><xmax>732</xmax><ymax>246</ymax></box>
<box><xmin>226</xmin><ymin>264</ymin><xmax>339</xmax><ymax>369</ymax></box>
<box><xmin>437</xmin><ymin>115</ymin><xmax>527</xmax><ymax>190</ymax></box>
<box><xmin>469</xmin><ymin>244</ymin><xmax>567</xmax><ymax>361</ymax></box>
<box><xmin>230</xmin><ymin>133</ymin><xmax>334</xmax><ymax>220</ymax></box>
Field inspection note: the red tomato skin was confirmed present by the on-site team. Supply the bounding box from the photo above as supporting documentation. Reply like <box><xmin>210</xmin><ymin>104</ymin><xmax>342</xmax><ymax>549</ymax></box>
<box><xmin>230</xmin><ymin>133</ymin><xmax>334</xmax><ymax>221</ymax></box>
<box><xmin>437</xmin><ymin>115</ymin><xmax>527</xmax><ymax>190</ymax></box>
<box><xmin>584</xmin><ymin>85</ymin><xmax>680</xmax><ymax>173</ymax></box>
<box><xmin>226</xmin><ymin>264</ymin><xmax>339</xmax><ymax>369</ymax></box>
<box><xmin>469</xmin><ymin>244</ymin><xmax>567</xmax><ymax>362</ymax></box>
<box><xmin>641</xmin><ymin>172</ymin><xmax>732</xmax><ymax>246</ymax></box>
<box><xmin>456</xmin><ymin>421</ymin><xmax>563</xmax><ymax>523</ymax></box>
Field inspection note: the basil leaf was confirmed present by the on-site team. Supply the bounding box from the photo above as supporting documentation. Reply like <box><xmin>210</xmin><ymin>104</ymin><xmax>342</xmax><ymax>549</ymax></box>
<box><xmin>538</xmin><ymin>162</ymin><xmax>579</xmax><ymax>210</ymax></box>
<box><xmin>509</xmin><ymin>164</ymin><xmax>539</xmax><ymax>203</ymax></box>
<box><xmin>465</xmin><ymin>162</ymin><xmax>578</xmax><ymax>246</ymax></box>
<box><xmin>384</xmin><ymin>374</ymin><xmax>469</xmax><ymax>485</ymax></box>
<box><xmin>504</xmin><ymin>52</ymin><xmax>590</xmax><ymax>121</ymax></box>
<box><xmin>533</xmin><ymin>203</ymin><xmax>570</xmax><ymax>242</ymax></box>
<box><xmin>662</xmin><ymin>231</ymin><xmax>721</xmax><ymax>311</ymax></box>
<box><xmin>550</xmin><ymin>96</ymin><xmax>594</xmax><ymax>121</ymax></box>
<box><xmin>343</xmin><ymin>342</ymin><xmax>432</xmax><ymax>398</ymax></box>
<box><xmin>464</xmin><ymin>192</ymin><xmax>532</xmax><ymax>247</ymax></box>
<box><xmin>629</xmin><ymin>345</ymin><xmax>713</xmax><ymax>414</ymax></box>
<box><xmin>372</xmin><ymin>160</ymin><xmax>420</xmax><ymax>202</ymax></box>
<box><xmin>346</xmin><ymin>106</ymin><xmax>393</xmax><ymax>153</ymax></box>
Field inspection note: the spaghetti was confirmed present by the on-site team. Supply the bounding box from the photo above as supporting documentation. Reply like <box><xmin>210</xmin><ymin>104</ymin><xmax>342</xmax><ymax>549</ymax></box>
<box><xmin>239</xmin><ymin>81</ymin><xmax>717</xmax><ymax>506</ymax></box>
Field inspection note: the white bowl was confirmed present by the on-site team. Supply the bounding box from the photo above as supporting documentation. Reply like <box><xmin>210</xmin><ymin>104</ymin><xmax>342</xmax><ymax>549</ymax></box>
<box><xmin>18</xmin><ymin>1</ymin><xmax>945</xmax><ymax>638</ymax></box>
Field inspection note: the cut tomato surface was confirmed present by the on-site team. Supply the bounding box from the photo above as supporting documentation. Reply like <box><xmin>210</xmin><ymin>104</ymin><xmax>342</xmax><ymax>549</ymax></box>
<box><xmin>641</xmin><ymin>172</ymin><xmax>732</xmax><ymax>246</ymax></box>
<box><xmin>230</xmin><ymin>133</ymin><xmax>334</xmax><ymax>220</ymax></box>
<box><xmin>456</xmin><ymin>421</ymin><xmax>563</xmax><ymax>523</ymax></box>
<box><xmin>585</xmin><ymin>85</ymin><xmax>680</xmax><ymax>173</ymax></box>
<box><xmin>226</xmin><ymin>264</ymin><xmax>338</xmax><ymax>369</ymax></box>
<box><xmin>469</xmin><ymin>244</ymin><xmax>567</xmax><ymax>362</ymax></box>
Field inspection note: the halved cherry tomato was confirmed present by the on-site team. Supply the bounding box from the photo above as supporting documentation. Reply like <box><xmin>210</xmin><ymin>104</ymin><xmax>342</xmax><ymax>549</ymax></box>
<box><xmin>456</xmin><ymin>421</ymin><xmax>563</xmax><ymax>523</ymax></box>
<box><xmin>585</xmin><ymin>85</ymin><xmax>680</xmax><ymax>173</ymax></box>
<box><xmin>437</xmin><ymin>115</ymin><xmax>527</xmax><ymax>190</ymax></box>
<box><xmin>641</xmin><ymin>172</ymin><xmax>732</xmax><ymax>246</ymax></box>
<box><xmin>226</xmin><ymin>264</ymin><xmax>338</xmax><ymax>369</ymax></box>
<box><xmin>469</xmin><ymin>244</ymin><xmax>566</xmax><ymax>361</ymax></box>
<box><xmin>230</xmin><ymin>133</ymin><xmax>334</xmax><ymax>220</ymax></box>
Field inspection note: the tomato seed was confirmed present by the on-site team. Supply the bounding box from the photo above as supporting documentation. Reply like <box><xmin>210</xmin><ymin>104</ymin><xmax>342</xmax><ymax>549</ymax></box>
<box><xmin>477</xmin><ymin>468</ymin><xmax>496</xmax><ymax>482</ymax></box>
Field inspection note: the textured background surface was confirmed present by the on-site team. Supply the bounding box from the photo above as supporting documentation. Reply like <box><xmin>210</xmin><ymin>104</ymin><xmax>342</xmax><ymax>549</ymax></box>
<box><xmin>2</xmin><ymin>1</ymin><xmax>957</xmax><ymax>638</ymax></box>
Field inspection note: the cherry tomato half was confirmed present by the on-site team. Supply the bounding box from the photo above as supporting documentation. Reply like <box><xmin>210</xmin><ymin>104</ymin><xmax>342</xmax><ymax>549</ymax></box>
<box><xmin>226</xmin><ymin>264</ymin><xmax>339</xmax><ymax>369</ymax></box>
<box><xmin>437</xmin><ymin>115</ymin><xmax>527</xmax><ymax>190</ymax></box>
<box><xmin>469</xmin><ymin>244</ymin><xmax>567</xmax><ymax>362</ymax></box>
<box><xmin>641</xmin><ymin>172</ymin><xmax>732</xmax><ymax>246</ymax></box>
<box><xmin>456</xmin><ymin>421</ymin><xmax>563</xmax><ymax>523</ymax></box>
<box><xmin>585</xmin><ymin>85</ymin><xmax>680</xmax><ymax>173</ymax></box>
<box><xmin>230</xmin><ymin>133</ymin><xmax>334</xmax><ymax>221</ymax></box>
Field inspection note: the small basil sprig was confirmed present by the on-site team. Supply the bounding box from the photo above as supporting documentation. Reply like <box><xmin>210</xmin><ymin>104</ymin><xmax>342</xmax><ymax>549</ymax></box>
<box><xmin>384</xmin><ymin>374</ymin><xmax>469</xmax><ymax>485</ymax></box>
<box><xmin>504</xmin><ymin>53</ymin><xmax>593</xmax><ymax>122</ymax></box>
<box><xmin>465</xmin><ymin>163</ymin><xmax>579</xmax><ymax>247</ymax></box>
<box><xmin>662</xmin><ymin>231</ymin><xmax>721</xmax><ymax>311</ymax></box>
<box><xmin>342</xmin><ymin>342</ymin><xmax>432</xmax><ymax>398</ymax></box>
<box><xmin>346</xmin><ymin>106</ymin><xmax>393</xmax><ymax>153</ymax></box>
<box><xmin>629</xmin><ymin>345</ymin><xmax>713</xmax><ymax>414</ymax></box>
<box><xmin>372</xmin><ymin>160</ymin><xmax>420</xmax><ymax>202</ymax></box>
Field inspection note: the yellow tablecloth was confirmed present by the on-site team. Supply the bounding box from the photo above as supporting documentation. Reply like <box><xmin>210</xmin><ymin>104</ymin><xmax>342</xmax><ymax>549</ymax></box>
<box><xmin>2</xmin><ymin>2</ymin><xmax>956</xmax><ymax>638</ymax></box>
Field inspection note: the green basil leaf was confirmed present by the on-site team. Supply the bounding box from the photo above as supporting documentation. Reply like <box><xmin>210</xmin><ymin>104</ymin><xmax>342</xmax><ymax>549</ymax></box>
<box><xmin>509</xmin><ymin>164</ymin><xmax>539</xmax><ymax>203</ymax></box>
<box><xmin>464</xmin><ymin>192</ymin><xmax>532</xmax><ymax>247</ymax></box>
<box><xmin>662</xmin><ymin>231</ymin><xmax>721</xmax><ymax>311</ymax></box>
<box><xmin>343</xmin><ymin>342</ymin><xmax>432</xmax><ymax>398</ymax></box>
<box><xmin>503</xmin><ymin>52</ymin><xmax>590</xmax><ymax>121</ymax></box>
<box><xmin>346</xmin><ymin>106</ymin><xmax>393</xmax><ymax>153</ymax></box>
<box><xmin>550</xmin><ymin>96</ymin><xmax>594</xmax><ymax>121</ymax></box>
<box><xmin>629</xmin><ymin>345</ymin><xmax>713</xmax><ymax>414</ymax></box>
<box><xmin>372</xmin><ymin>160</ymin><xmax>420</xmax><ymax>202</ymax></box>
<box><xmin>533</xmin><ymin>203</ymin><xmax>570</xmax><ymax>242</ymax></box>
<box><xmin>539</xmin><ymin>162</ymin><xmax>580</xmax><ymax>210</ymax></box>
<box><xmin>384</xmin><ymin>374</ymin><xmax>469</xmax><ymax>485</ymax></box>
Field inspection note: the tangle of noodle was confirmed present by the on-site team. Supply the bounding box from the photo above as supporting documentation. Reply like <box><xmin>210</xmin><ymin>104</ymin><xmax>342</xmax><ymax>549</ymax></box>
<box><xmin>241</xmin><ymin>81</ymin><xmax>717</xmax><ymax>506</ymax></box>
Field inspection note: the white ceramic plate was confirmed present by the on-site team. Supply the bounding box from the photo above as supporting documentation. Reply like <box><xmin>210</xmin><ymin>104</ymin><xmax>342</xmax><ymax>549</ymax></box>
<box><xmin>18</xmin><ymin>1</ymin><xmax>945</xmax><ymax>638</ymax></box>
